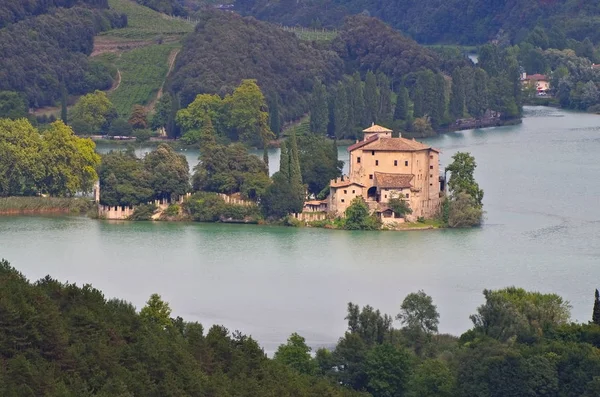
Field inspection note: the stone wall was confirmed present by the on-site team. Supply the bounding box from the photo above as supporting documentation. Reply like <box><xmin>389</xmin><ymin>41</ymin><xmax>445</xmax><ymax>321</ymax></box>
<box><xmin>291</xmin><ymin>212</ymin><xmax>327</xmax><ymax>222</ymax></box>
<box><xmin>98</xmin><ymin>205</ymin><xmax>135</xmax><ymax>220</ymax></box>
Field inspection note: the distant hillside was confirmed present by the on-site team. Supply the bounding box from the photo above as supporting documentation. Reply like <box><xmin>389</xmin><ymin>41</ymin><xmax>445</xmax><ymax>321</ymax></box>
<box><xmin>234</xmin><ymin>0</ymin><xmax>600</xmax><ymax>45</ymax></box>
<box><xmin>0</xmin><ymin>0</ymin><xmax>109</xmax><ymax>27</ymax></box>
<box><xmin>0</xmin><ymin>6</ymin><xmax>126</xmax><ymax>108</ymax></box>
<box><xmin>169</xmin><ymin>10</ymin><xmax>344</xmax><ymax>122</ymax></box>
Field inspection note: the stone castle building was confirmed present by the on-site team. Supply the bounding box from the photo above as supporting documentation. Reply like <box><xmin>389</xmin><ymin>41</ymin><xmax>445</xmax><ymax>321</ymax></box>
<box><xmin>328</xmin><ymin>124</ymin><xmax>444</xmax><ymax>223</ymax></box>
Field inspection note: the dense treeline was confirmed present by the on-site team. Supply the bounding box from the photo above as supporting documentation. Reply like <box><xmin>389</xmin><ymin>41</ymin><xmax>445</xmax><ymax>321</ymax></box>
<box><xmin>0</xmin><ymin>7</ymin><xmax>126</xmax><ymax>108</ymax></box>
<box><xmin>135</xmin><ymin>0</ymin><xmax>187</xmax><ymax>16</ymax></box>
<box><xmin>235</xmin><ymin>0</ymin><xmax>600</xmax><ymax>46</ymax></box>
<box><xmin>0</xmin><ymin>119</ymin><xmax>100</xmax><ymax>197</ymax></box>
<box><xmin>2</xmin><ymin>258</ymin><xmax>600</xmax><ymax>395</ymax></box>
<box><xmin>169</xmin><ymin>10</ymin><xmax>343</xmax><ymax>127</ymax></box>
<box><xmin>0</xmin><ymin>0</ymin><xmax>109</xmax><ymax>27</ymax></box>
<box><xmin>0</xmin><ymin>259</ymin><xmax>362</xmax><ymax>397</ymax></box>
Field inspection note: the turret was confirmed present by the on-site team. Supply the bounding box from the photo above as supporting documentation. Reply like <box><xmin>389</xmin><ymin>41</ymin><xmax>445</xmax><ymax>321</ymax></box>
<box><xmin>362</xmin><ymin>123</ymin><xmax>392</xmax><ymax>141</ymax></box>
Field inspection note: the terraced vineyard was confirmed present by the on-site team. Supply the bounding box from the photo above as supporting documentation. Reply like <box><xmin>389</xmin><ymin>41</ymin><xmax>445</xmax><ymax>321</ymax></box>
<box><xmin>102</xmin><ymin>0</ymin><xmax>194</xmax><ymax>40</ymax></box>
<box><xmin>108</xmin><ymin>44</ymin><xmax>179</xmax><ymax>116</ymax></box>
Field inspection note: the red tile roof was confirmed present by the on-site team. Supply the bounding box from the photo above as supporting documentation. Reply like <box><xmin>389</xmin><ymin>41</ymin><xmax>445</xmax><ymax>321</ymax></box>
<box><xmin>330</xmin><ymin>179</ymin><xmax>365</xmax><ymax>188</ymax></box>
<box><xmin>525</xmin><ymin>74</ymin><xmax>548</xmax><ymax>81</ymax></box>
<box><xmin>363</xmin><ymin>124</ymin><xmax>393</xmax><ymax>133</ymax></box>
<box><xmin>347</xmin><ymin>135</ymin><xmax>379</xmax><ymax>152</ymax></box>
<box><xmin>374</xmin><ymin>172</ymin><xmax>413</xmax><ymax>189</ymax></box>
<box><xmin>361</xmin><ymin>137</ymin><xmax>438</xmax><ymax>152</ymax></box>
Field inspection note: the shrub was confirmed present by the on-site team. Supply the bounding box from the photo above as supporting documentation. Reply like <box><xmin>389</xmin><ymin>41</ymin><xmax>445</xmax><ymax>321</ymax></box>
<box><xmin>343</xmin><ymin>197</ymin><xmax>381</xmax><ymax>230</ymax></box>
<box><xmin>129</xmin><ymin>203</ymin><xmax>157</xmax><ymax>220</ymax></box>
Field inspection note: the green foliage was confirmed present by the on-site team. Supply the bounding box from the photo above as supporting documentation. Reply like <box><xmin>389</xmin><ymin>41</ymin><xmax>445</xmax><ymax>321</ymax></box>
<box><xmin>0</xmin><ymin>259</ymin><xmax>361</xmax><ymax>396</ymax></box>
<box><xmin>170</xmin><ymin>10</ymin><xmax>342</xmax><ymax>124</ymax></box>
<box><xmin>408</xmin><ymin>359</ymin><xmax>456</xmax><ymax>397</ymax></box>
<box><xmin>0</xmin><ymin>6</ymin><xmax>123</xmax><ymax>108</ymax></box>
<box><xmin>364</xmin><ymin>343</ymin><xmax>412</xmax><ymax>397</ymax></box>
<box><xmin>594</xmin><ymin>289</ymin><xmax>600</xmax><ymax>326</ymax></box>
<box><xmin>344</xmin><ymin>197</ymin><xmax>381</xmax><ymax>230</ymax></box>
<box><xmin>108</xmin><ymin>118</ymin><xmax>133</xmax><ymax>136</ymax></box>
<box><xmin>144</xmin><ymin>144</ymin><xmax>190</xmax><ymax>200</ymax></box>
<box><xmin>447</xmin><ymin>192</ymin><xmax>484</xmax><ymax>228</ymax></box>
<box><xmin>70</xmin><ymin>90</ymin><xmax>118</xmax><ymax>135</ymax></box>
<box><xmin>470</xmin><ymin>287</ymin><xmax>572</xmax><ymax>342</ymax></box>
<box><xmin>128</xmin><ymin>203</ymin><xmax>157</xmax><ymax>220</ymax></box>
<box><xmin>184</xmin><ymin>192</ymin><xmax>261</xmax><ymax>222</ymax></box>
<box><xmin>445</xmin><ymin>151</ymin><xmax>484</xmax><ymax>228</ymax></box>
<box><xmin>0</xmin><ymin>197</ymin><xmax>93</xmax><ymax>214</ymax></box>
<box><xmin>397</xmin><ymin>290</ymin><xmax>439</xmax><ymax>335</ymax></box>
<box><xmin>387</xmin><ymin>197</ymin><xmax>412</xmax><ymax>218</ymax></box>
<box><xmin>0</xmin><ymin>119</ymin><xmax>100</xmax><ymax>197</ymax></box>
<box><xmin>0</xmin><ymin>91</ymin><xmax>28</xmax><ymax>120</ymax></box>
<box><xmin>110</xmin><ymin>45</ymin><xmax>177</xmax><ymax>117</ymax></box>
<box><xmin>274</xmin><ymin>333</ymin><xmax>317</xmax><ymax>375</ymax></box>
<box><xmin>297</xmin><ymin>135</ymin><xmax>343</xmax><ymax>195</ymax></box>
<box><xmin>309</xmin><ymin>79</ymin><xmax>328</xmax><ymax>135</ymax></box>
<box><xmin>135</xmin><ymin>0</ymin><xmax>186</xmax><ymax>16</ymax></box>
<box><xmin>103</xmin><ymin>0</ymin><xmax>193</xmax><ymax>40</ymax></box>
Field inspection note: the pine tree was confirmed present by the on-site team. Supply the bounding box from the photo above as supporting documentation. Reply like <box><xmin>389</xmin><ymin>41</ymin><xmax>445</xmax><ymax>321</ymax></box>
<box><xmin>309</xmin><ymin>80</ymin><xmax>328</xmax><ymax>135</ymax></box>
<box><xmin>333</xmin><ymin>82</ymin><xmax>348</xmax><ymax>139</ymax></box>
<box><xmin>364</xmin><ymin>71</ymin><xmax>379</xmax><ymax>124</ymax></box>
<box><xmin>377</xmin><ymin>73</ymin><xmax>393</xmax><ymax>125</ymax></box>
<box><xmin>593</xmin><ymin>289</ymin><xmax>600</xmax><ymax>325</ymax></box>
<box><xmin>450</xmin><ymin>69</ymin><xmax>466</xmax><ymax>120</ymax></box>
<box><xmin>394</xmin><ymin>86</ymin><xmax>409</xmax><ymax>121</ymax></box>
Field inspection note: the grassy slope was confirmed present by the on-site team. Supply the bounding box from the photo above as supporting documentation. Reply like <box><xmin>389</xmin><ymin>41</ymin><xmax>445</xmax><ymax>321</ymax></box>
<box><xmin>108</xmin><ymin>44</ymin><xmax>179</xmax><ymax>116</ymax></box>
<box><xmin>102</xmin><ymin>0</ymin><xmax>194</xmax><ymax>40</ymax></box>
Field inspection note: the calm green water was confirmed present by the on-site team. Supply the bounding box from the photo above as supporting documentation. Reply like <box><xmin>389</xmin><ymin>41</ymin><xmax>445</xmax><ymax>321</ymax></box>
<box><xmin>2</xmin><ymin>106</ymin><xmax>600</xmax><ymax>352</ymax></box>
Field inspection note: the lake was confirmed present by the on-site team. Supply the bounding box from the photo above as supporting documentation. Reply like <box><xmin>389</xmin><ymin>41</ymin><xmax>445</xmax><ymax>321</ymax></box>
<box><xmin>2</xmin><ymin>106</ymin><xmax>600</xmax><ymax>353</ymax></box>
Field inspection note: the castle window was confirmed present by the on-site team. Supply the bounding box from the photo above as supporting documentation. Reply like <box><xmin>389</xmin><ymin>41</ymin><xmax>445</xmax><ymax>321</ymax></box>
<box><xmin>352</xmin><ymin>190</ymin><xmax>355</xmax><ymax>194</ymax></box>
<box><xmin>430</xmin><ymin>165</ymin><xmax>433</xmax><ymax>169</ymax></box>
<box><xmin>341</xmin><ymin>199</ymin><xmax>345</xmax><ymax>203</ymax></box>
<box><xmin>384</xmin><ymin>194</ymin><xmax>387</xmax><ymax>198</ymax></box>
<box><xmin>344</xmin><ymin>190</ymin><xmax>347</xmax><ymax>194</ymax></box>
<box><xmin>405</xmin><ymin>161</ymin><xmax>409</xmax><ymax>166</ymax></box>
<box><xmin>371</xmin><ymin>151</ymin><xmax>375</xmax><ymax>156</ymax></box>
<box><xmin>406</xmin><ymin>193</ymin><xmax>409</xmax><ymax>198</ymax></box>
<box><xmin>430</xmin><ymin>155</ymin><xmax>434</xmax><ymax>159</ymax></box>
<box><xmin>375</xmin><ymin>160</ymin><xmax>379</xmax><ymax>166</ymax></box>
<box><xmin>430</xmin><ymin>174</ymin><xmax>433</xmax><ymax>178</ymax></box>
<box><xmin>430</xmin><ymin>183</ymin><xmax>433</xmax><ymax>186</ymax></box>
<box><xmin>394</xmin><ymin>160</ymin><xmax>398</xmax><ymax>166</ymax></box>
<box><xmin>369</xmin><ymin>174</ymin><xmax>373</xmax><ymax>180</ymax></box>
<box><xmin>357</xmin><ymin>157</ymin><xmax>361</xmax><ymax>163</ymax></box>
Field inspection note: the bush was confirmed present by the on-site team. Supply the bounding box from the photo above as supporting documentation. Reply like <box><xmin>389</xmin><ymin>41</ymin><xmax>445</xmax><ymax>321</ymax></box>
<box><xmin>163</xmin><ymin>204</ymin><xmax>180</xmax><ymax>217</ymax></box>
<box><xmin>343</xmin><ymin>197</ymin><xmax>381</xmax><ymax>230</ymax></box>
<box><xmin>447</xmin><ymin>192</ymin><xmax>483</xmax><ymax>228</ymax></box>
<box><xmin>184</xmin><ymin>192</ymin><xmax>261</xmax><ymax>222</ymax></box>
<box><xmin>129</xmin><ymin>203</ymin><xmax>157</xmax><ymax>220</ymax></box>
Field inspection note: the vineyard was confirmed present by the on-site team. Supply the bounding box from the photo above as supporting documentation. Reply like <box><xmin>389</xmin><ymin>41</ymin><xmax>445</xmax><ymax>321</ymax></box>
<box><xmin>102</xmin><ymin>0</ymin><xmax>194</xmax><ymax>40</ymax></box>
<box><xmin>108</xmin><ymin>44</ymin><xmax>178</xmax><ymax>116</ymax></box>
<box><xmin>281</xmin><ymin>115</ymin><xmax>310</xmax><ymax>137</ymax></box>
<box><xmin>281</xmin><ymin>26</ymin><xmax>338</xmax><ymax>42</ymax></box>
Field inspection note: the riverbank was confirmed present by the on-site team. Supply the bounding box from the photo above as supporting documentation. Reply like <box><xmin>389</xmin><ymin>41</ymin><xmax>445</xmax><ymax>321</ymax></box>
<box><xmin>0</xmin><ymin>197</ymin><xmax>95</xmax><ymax>215</ymax></box>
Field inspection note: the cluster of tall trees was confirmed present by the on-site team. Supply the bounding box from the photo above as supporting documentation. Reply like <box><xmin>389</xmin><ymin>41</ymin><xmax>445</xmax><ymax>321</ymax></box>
<box><xmin>0</xmin><ymin>259</ymin><xmax>362</xmax><ymax>397</ymax></box>
<box><xmin>0</xmin><ymin>119</ymin><xmax>100</xmax><ymax>197</ymax></box>
<box><xmin>98</xmin><ymin>144</ymin><xmax>189</xmax><ymax>206</ymax></box>
<box><xmin>235</xmin><ymin>0</ymin><xmax>600</xmax><ymax>46</ymax></box>
<box><xmin>0</xmin><ymin>6</ymin><xmax>126</xmax><ymax>108</ymax></box>
<box><xmin>176</xmin><ymin>80</ymin><xmax>274</xmax><ymax>147</ymax></box>
<box><xmin>443</xmin><ymin>152</ymin><xmax>484</xmax><ymax>228</ymax></box>
<box><xmin>3</xmin><ymin>257</ymin><xmax>599</xmax><ymax>396</ymax></box>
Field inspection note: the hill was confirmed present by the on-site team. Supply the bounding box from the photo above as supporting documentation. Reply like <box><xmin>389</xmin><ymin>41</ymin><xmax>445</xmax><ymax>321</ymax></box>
<box><xmin>234</xmin><ymin>0</ymin><xmax>600</xmax><ymax>46</ymax></box>
<box><xmin>169</xmin><ymin>10</ymin><xmax>344</xmax><ymax>122</ymax></box>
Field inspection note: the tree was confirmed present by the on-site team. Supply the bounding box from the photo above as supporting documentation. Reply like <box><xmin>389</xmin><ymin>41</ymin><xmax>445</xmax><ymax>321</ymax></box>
<box><xmin>593</xmin><ymin>289</ymin><xmax>600</xmax><ymax>325</ymax></box>
<box><xmin>60</xmin><ymin>84</ymin><xmax>68</xmax><ymax>124</ymax></box>
<box><xmin>396</xmin><ymin>290</ymin><xmax>439</xmax><ymax>335</ymax></box>
<box><xmin>70</xmin><ymin>90</ymin><xmax>117</xmax><ymax>134</ymax></box>
<box><xmin>108</xmin><ymin>118</ymin><xmax>133</xmax><ymax>137</ymax></box>
<box><xmin>333</xmin><ymin>82</ymin><xmax>349</xmax><ymax>139</ymax></box>
<box><xmin>449</xmin><ymin>69</ymin><xmax>466</xmax><ymax>120</ymax></box>
<box><xmin>0</xmin><ymin>91</ymin><xmax>28</xmax><ymax>120</ymax></box>
<box><xmin>128</xmin><ymin>105</ymin><xmax>148</xmax><ymax>129</ymax></box>
<box><xmin>309</xmin><ymin>79</ymin><xmax>328</xmax><ymax>135</ymax></box>
<box><xmin>344</xmin><ymin>197</ymin><xmax>380</xmax><ymax>230</ymax></box>
<box><xmin>364</xmin><ymin>71</ymin><xmax>379</xmax><ymax>123</ymax></box>
<box><xmin>40</xmin><ymin>121</ymin><xmax>101</xmax><ymax>196</ymax></box>
<box><xmin>387</xmin><ymin>197</ymin><xmax>412</xmax><ymax>218</ymax></box>
<box><xmin>151</xmin><ymin>94</ymin><xmax>174</xmax><ymax>133</ymax></box>
<box><xmin>297</xmin><ymin>134</ymin><xmax>343</xmax><ymax>195</ymax></box>
<box><xmin>140</xmin><ymin>293</ymin><xmax>172</xmax><ymax>329</ymax></box>
<box><xmin>447</xmin><ymin>192</ymin><xmax>483</xmax><ymax>228</ymax></box>
<box><xmin>97</xmin><ymin>150</ymin><xmax>153</xmax><ymax>207</ymax></box>
<box><xmin>377</xmin><ymin>73</ymin><xmax>393</xmax><ymax>125</ymax></box>
<box><xmin>364</xmin><ymin>343</ymin><xmax>412</xmax><ymax>397</ymax></box>
<box><xmin>466</xmin><ymin>68</ymin><xmax>489</xmax><ymax>118</ymax></box>
<box><xmin>445</xmin><ymin>152</ymin><xmax>483</xmax><ymax>206</ymax></box>
<box><xmin>393</xmin><ymin>86</ymin><xmax>409</xmax><ymax>121</ymax></box>
<box><xmin>345</xmin><ymin>303</ymin><xmax>393</xmax><ymax>346</ymax></box>
<box><xmin>143</xmin><ymin>144</ymin><xmax>190</xmax><ymax>201</ymax></box>
<box><xmin>274</xmin><ymin>333</ymin><xmax>317</xmax><ymax>375</ymax></box>
<box><xmin>408</xmin><ymin>359</ymin><xmax>456</xmax><ymax>397</ymax></box>
<box><xmin>267</xmin><ymin>92</ymin><xmax>281</xmax><ymax>136</ymax></box>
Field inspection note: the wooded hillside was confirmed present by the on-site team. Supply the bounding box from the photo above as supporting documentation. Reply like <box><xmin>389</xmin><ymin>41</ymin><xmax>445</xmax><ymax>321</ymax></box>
<box><xmin>0</xmin><ymin>0</ymin><xmax>109</xmax><ymax>27</ymax></box>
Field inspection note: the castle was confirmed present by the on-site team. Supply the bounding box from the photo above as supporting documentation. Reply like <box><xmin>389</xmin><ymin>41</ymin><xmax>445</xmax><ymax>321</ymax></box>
<box><xmin>328</xmin><ymin>124</ymin><xmax>444</xmax><ymax>223</ymax></box>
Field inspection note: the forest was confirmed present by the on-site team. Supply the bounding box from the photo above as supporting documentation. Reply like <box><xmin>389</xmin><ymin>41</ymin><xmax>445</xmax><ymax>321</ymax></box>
<box><xmin>1</xmin><ymin>258</ymin><xmax>599</xmax><ymax>396</ymax></box>
<box><xmin>0</xmin><ymin>5</ymin><xmax>127</xmax><ymax>108</ymax></box>
<box><xmin>234</xmin><ymin>0</ymin><xmax>600</xmax><ymax>45</ymax></box>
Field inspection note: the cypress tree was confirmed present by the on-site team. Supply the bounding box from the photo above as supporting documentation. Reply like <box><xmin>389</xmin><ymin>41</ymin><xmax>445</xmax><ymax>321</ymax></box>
<box><xmin>268</xmin><ymin>93</ymin><xmax>281</xmax><ymax>137</ymax></box>
<box><xmin>394</xmin><ymin>86</ymin><xmax>409</xmax><ymax>121</ymax></box>
<box><xmin>412</xmin><ymin>84</ymin><xmax>424</xmax><ymax>118</ymax></box>
<box><xmin>60</xmin><ymin>83</ymin><xmax>68</xmax><ymax>124</ymax></box>
<box><xmin>593</xmin><ymin>289</ymin><xmax>600</xmax><ymax>325</ymax></box>
<box><xmin>450</xmin><ymin>68</ymin><xmax>466</xmax><ymax>120</ymax></box>
<box><xmin>309</xmin><ymin>80</ymin><xmax>328</xmax><ymax>135</ymax></box>
<box><xmin>352</xmin><ymin>72</ymin><xmax>367</xmax><ymax>128</ymax></box>
<box><xmin>263</xmin><ymin>146</ymin><xmax>269</xmax><ymax>172</ymax></box>
<box><xmin>333</xmin><ymin>82</ymin><xmax>348</xmax><ymax>139</ymax></box>
<box><xmin>279</xmin><ymin>141</ymin><xmax>289</xmax><ymax>181</ymax></box>
<box><xmin>377</xmin><ymin>73</ymin><xmax>393</xmax><ymax>125</ymax></box>
<box><xmin>364</xmin><ymin>71</ymin><xmax>379</xmax><ymax>124</ymax></box>
<box><xmin>344</xmin><ymin>78</ymin><xmax>356</xmax><ymax>133</ymax></box>
<box><xmin>288</xmin><ymin>132</ymin><xmax>302</xmax><ymax>186</ymax></box>
<box><xmin>430</xmin><ymin>73</ymin><xmax>446</xmax><ymax>129</ymax></box>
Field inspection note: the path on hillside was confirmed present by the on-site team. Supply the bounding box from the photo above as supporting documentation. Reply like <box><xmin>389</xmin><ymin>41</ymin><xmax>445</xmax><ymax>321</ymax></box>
<box><xmin>107</xmin><ymin>69</ymin><xmax>122</xmax><ymax>93</ymax></box>
<box><xmin>145</xmin><ymin>48</ymin><xmax>180</xmax><ymax>113</ymax></box>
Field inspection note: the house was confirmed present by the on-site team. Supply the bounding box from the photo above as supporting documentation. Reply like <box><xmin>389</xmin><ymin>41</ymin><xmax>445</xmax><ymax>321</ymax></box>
<box><xmin>303</xmin><ymin>200</ymin><xmax>328</xmax><ymax>212</ymax></box>
<box><xmin>328</xmin><ymin>124</ymin><xmax>444</xmax><ymax>223</ymax></box>
<box><xmin>522</xmin><ymin>73</ymin><xmax>550</xmax><ymax>94</ymax></box>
